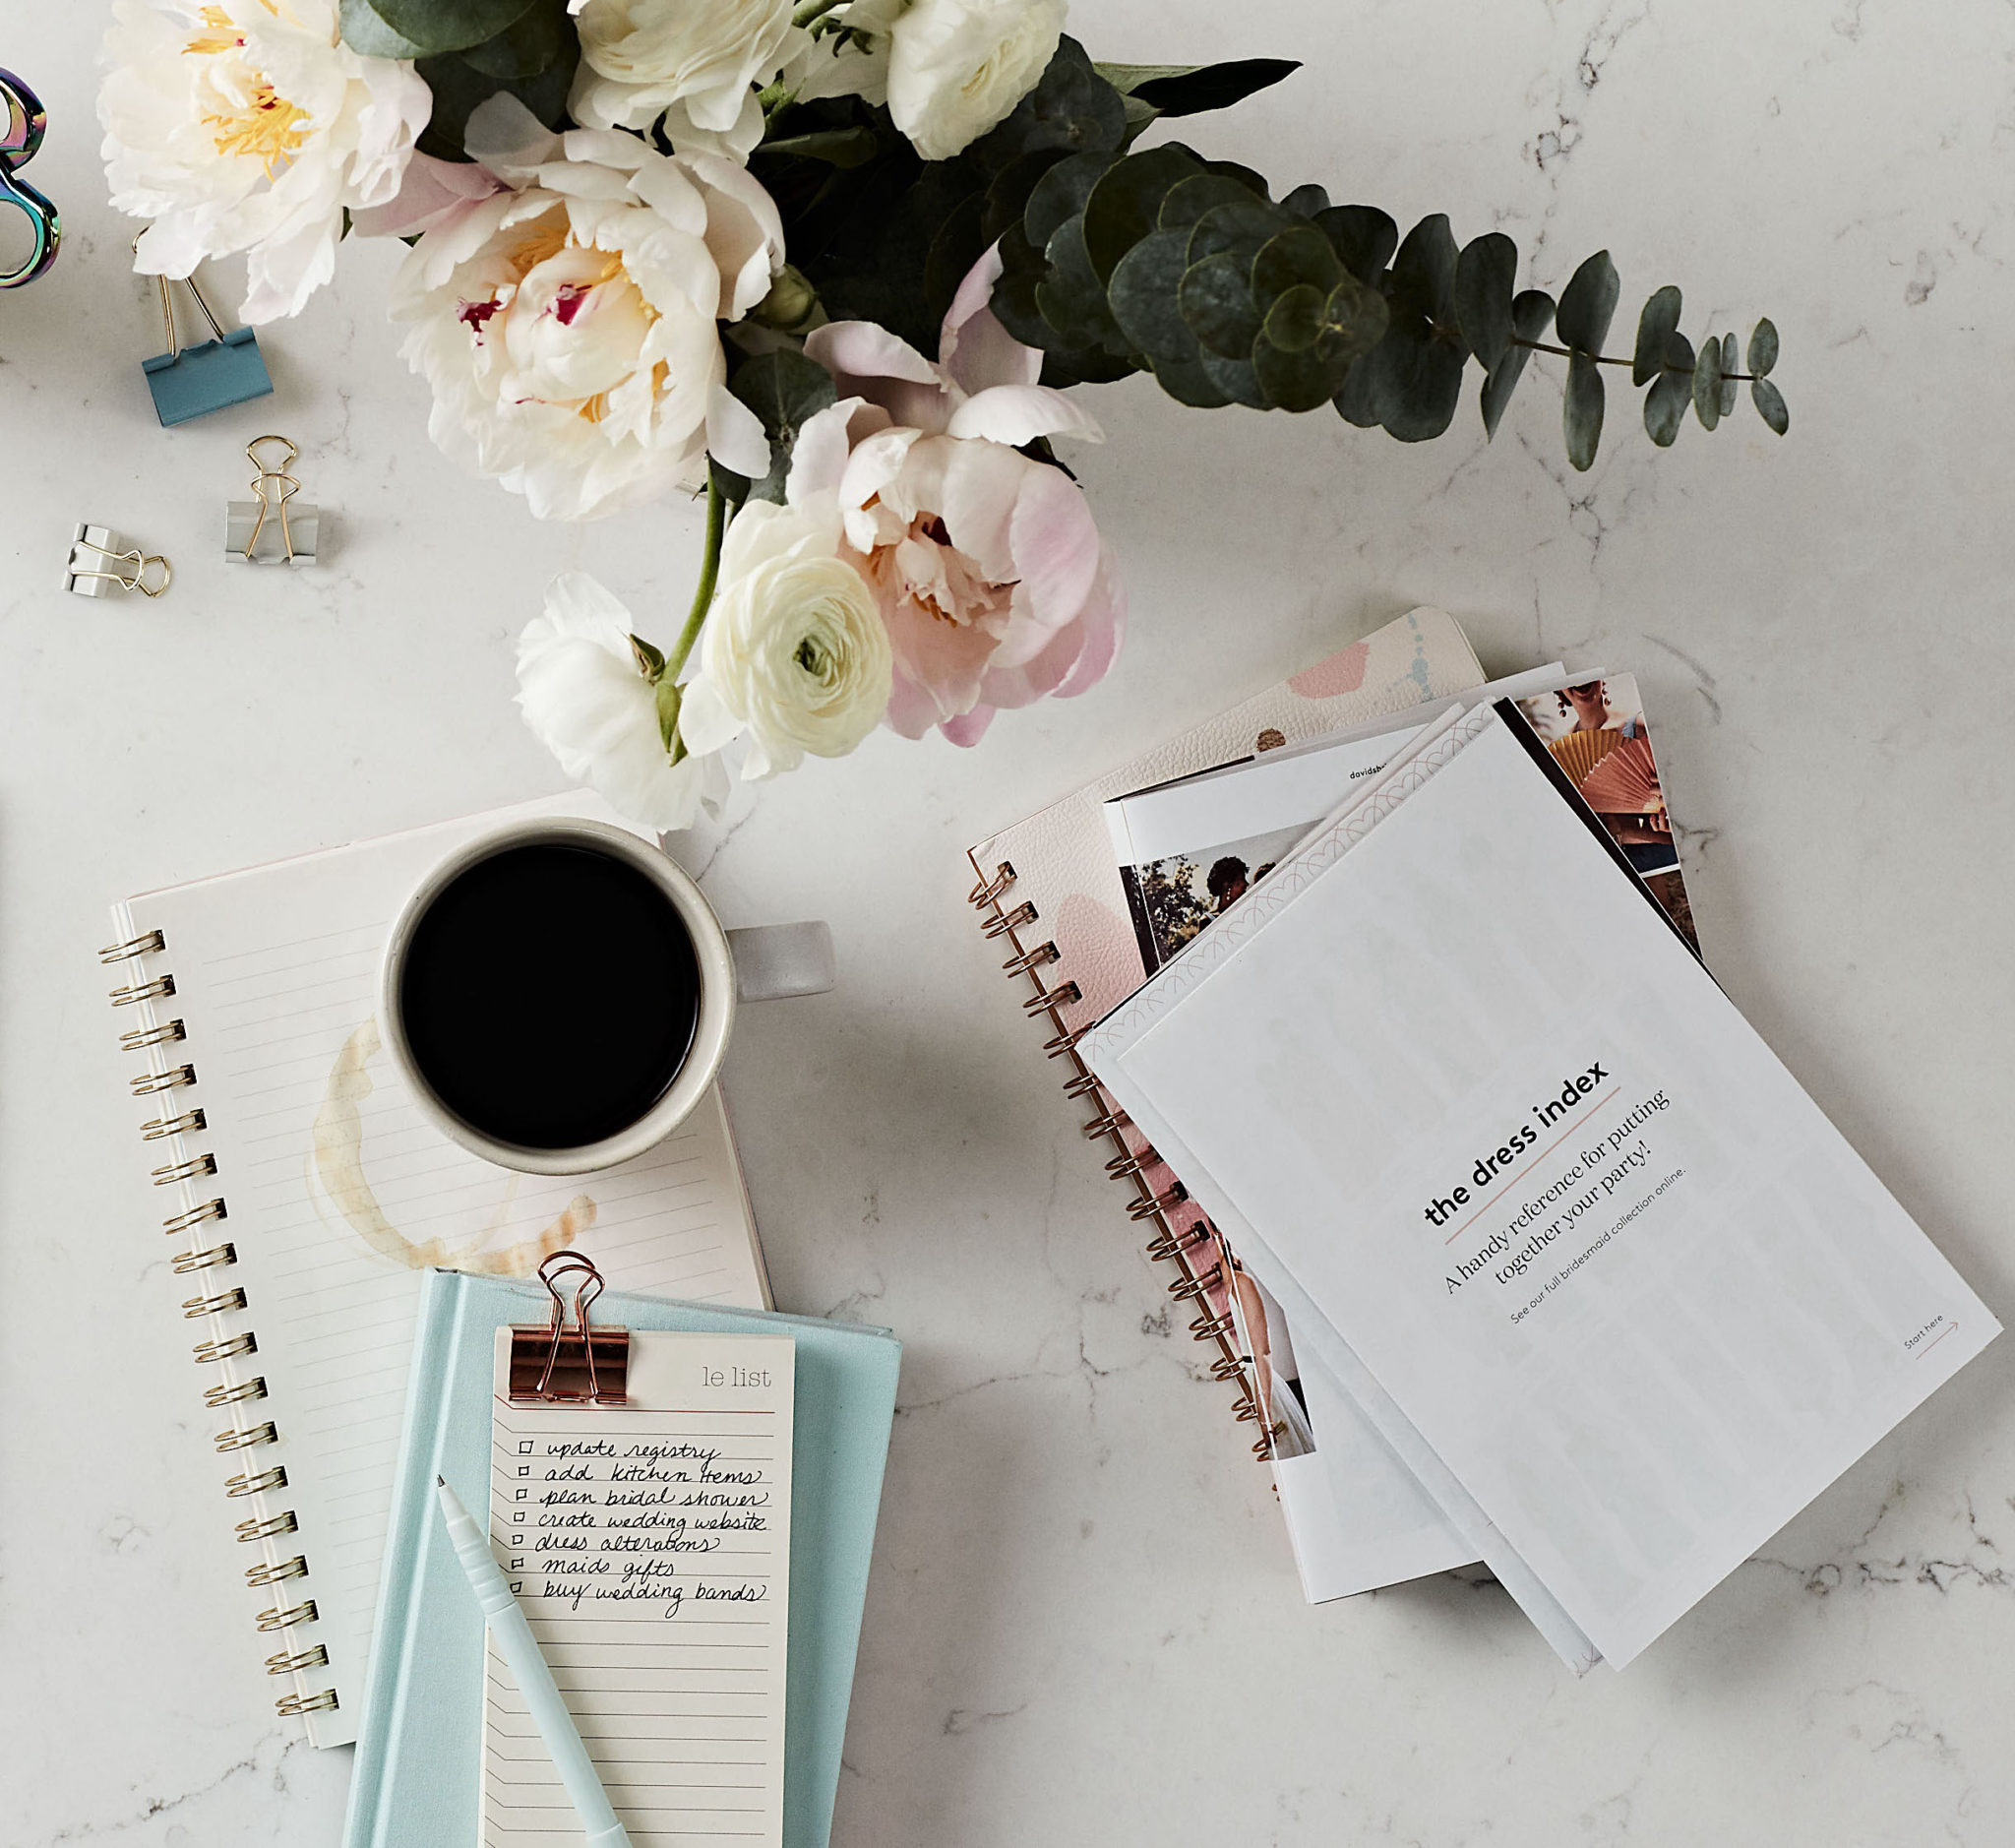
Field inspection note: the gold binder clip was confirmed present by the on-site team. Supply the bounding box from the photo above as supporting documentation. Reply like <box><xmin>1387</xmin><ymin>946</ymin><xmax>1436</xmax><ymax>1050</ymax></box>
<box><xmin>65</xmin><ymin>524</ymin><xmax>171</xmax><ymax>598</ymax></box>
<box><xmin>509</xmin><ymin>1252</ymin><xmax>629</xmax><ymax>1404</ymax></box>
<box><xmin>226</xmin><ymin>434</ymin><xmax>320</xmax><ymax>565</ymax></box>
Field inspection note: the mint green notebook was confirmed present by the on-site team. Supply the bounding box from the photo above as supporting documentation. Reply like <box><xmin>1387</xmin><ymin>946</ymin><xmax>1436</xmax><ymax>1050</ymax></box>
<box><xmin>342</xmin><ymin>1268</ymin><xmax>900</xmax><ymax>1848</ymax></box>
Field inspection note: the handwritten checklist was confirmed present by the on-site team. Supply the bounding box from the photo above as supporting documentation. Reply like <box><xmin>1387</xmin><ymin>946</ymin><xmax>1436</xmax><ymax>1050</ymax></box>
<box><xmin>482</xmin><ymin>1328</ymin><xmax>794</xmax><ymax>1848</ymax></box>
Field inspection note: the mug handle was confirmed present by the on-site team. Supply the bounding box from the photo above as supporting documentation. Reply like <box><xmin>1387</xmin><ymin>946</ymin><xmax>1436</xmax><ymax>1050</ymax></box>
<box><xmin>727</xmin><ymin>921</ymin><xmax>835</xmax><ymax>1003</ymax></box>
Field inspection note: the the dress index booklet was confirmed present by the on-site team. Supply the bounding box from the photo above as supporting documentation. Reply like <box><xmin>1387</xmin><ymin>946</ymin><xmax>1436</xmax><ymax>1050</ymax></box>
<box><xmin>1083</xmin><ymin>702</ymin><xmax>1997</xmax><ymax>1669</ymax></box>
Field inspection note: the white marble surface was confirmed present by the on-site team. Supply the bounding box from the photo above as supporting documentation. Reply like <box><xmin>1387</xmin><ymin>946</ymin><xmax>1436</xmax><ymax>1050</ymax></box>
<box><xmin>5</xmin><ymin>1</ymin><xmax>2015</xmax><ymax>1842</ymax></box>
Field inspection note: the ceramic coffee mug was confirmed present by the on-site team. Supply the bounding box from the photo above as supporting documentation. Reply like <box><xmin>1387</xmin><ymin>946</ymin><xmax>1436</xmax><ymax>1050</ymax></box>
<box><xmin>378</xmin><ymin>816</ymin><xmax>832</xmax><ymax>1176</ymax></box>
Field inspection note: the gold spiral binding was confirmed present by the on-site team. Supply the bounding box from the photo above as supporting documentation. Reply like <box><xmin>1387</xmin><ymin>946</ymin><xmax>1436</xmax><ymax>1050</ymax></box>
<box><xmin>256</xmin><ymin>1598</ymin><xmax>317</xmax><ymax>1632</ymax></box>
<box><xmin>214</xmin><ymin>1421</ymin><xmax>278</xmax><ymax>1452</ymax></box>
<box><xmin>109</xmin><ymin>973</ymin><xmax>175</xmax><ymax>1006</ymax></box>
<box><xmin>172</xmin><ymin>1241</ymin><xmax>236</xmax><ymax>1273</ymax></box>
<box><xmin>121</xmin><ymin>1018</ymin><xmax>187</xmax><ymax>1051</ymax></box>
<box><xmin>265</xmin><ymin>1643</ymin><xmax>327</xmax><ymax>1674</ymax></box>
<box><xmin>131</xmin><ymin>1063</ymin><xmax>197</xmax><ymax>1095</ymax></box>
<box><xmin>1022</xmin><ymin>980</ymin><xmax>1080</xmax><ymax>1015</ymax></box>
<box><xmin>194</xmin><ymin>1331</ymin><xmax>256</xmax><ymax>1364</ymax></box>
<box><xmin>245</xmin><ymin>1555</ymin><xmax>308</xmax><ymax>1587</ymax></box>
<box><xmin>154</xmin><ymin>1152</ymin><xmax>217</xmax><ymax>1186</ymax></box>
<box><xmin>238</xmin><ymin>1510</ymin><xmax>299</xmax><ymax>1543</ymax></box>
<box><xmin>164</xmin><ymin>1199</ymin><xmax>226</xmax><ymax>1235</ymax></box>
<box><xmin>1001</xmin><ymin>940</ymin><xmax>1059</xmax><ymax>976</ymax></box>
<box><xmin>184</xmin><ymin>1286</ymin><xmax>247</xmax><ymax>1318</ymax></box>
<box><xmin>276</xmin><ymin>1689</ymin><xmax>338</xmax><ymax>1716</ymax></box>
<box><xmin>100</xmin><ymin>929</ymin><xmax>165</xmax><ymax>962</ymax></box>
<box><xmin>143</xmin><ymin>1107</ymin><xmax>206</xmax><ymax>1140</ymax></box>
<box><xmin>207</xmin><ymin>1376</ymin><xmax>269</xmax><ymax>1408</ymax></box>
<box><xmin>964</xmin><ymin>854</ymin><xmax>1273</xmax><ymax>1462</ymax></box>
<box><xmin>1169</xmin><ymin>1270</ymin><xmax>1216</xmax><ymax>1304</ymax></box>
<box><xmin>225</xmin><ymin>1465</ymin><xmax>287</xmax><ymax>1498</ymax></box>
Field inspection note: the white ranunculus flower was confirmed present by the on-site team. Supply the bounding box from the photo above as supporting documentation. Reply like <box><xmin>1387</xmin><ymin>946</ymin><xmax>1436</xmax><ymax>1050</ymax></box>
<box><xmin>99</xmin><ymin>0</ymin><xmax>430</xmax><ymax>322</ymax></box>
<box><xmin>391</xmin><ymin>95</ymin><xmax>781</xmax><ymax>521</ymax></box>
<box><xmin>518</xmin><ymin>573</ymin><xmax>728</xmax><ymax>831</ymax></box>
<box><xmin>679</xmin><ymin>501</ymin><xmax>893</xmax><ymax>777</ymax></box>
<box><xmin>569</xmin><ymin>0</ymin><xmax>796</xmax><ymax>154</ymax></box>
<box><xmin>872</xmin><ymin>0</ymin><xmax>1067</xmax><ymax>161</ymax></box>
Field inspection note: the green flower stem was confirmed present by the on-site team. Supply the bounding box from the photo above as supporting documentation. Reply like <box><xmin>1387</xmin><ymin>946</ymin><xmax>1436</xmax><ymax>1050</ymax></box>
<box><xmin>663</xmin><ymin>471</ymin><xmax>730</xmax><ymax>687</ymax></box>
<box><xmin>1505</xmin><ymin>333</ymin><xmax>1758</xmax><ymax>383</ymax></box>
<box><xmin>791</xmin><ymin>0</ymin><xmax>846</xmax><ymax>27</ymax></box>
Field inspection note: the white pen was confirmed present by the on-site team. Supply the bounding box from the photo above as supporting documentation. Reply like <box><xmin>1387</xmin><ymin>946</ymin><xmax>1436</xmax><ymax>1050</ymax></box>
<box><xmin>435</xmin><ymin>1474</ymin><xmax>635</xmax><ymax>1848</ymax></box>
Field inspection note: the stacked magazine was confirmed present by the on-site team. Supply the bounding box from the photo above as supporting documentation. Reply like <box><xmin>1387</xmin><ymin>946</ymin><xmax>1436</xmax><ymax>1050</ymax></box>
<box><xmin>1081</xmin><ymin>692</ymin><xmax>1997</xmax><ymax>1667</ymax></box>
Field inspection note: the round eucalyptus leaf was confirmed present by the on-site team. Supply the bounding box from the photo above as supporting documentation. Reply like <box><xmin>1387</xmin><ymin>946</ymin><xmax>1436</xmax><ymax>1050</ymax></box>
<box><xmin>1083</xmin><ymin>145</ymin><xmax>1201</xmax><ymax>284</ymax></box>
<box><xmin>1323</xmin><ymin>274</ymin><xmax>1390</xmax><ymax>364</ymax></box>
<box><xmin>989</xmin><ymin>220</ymin><xmax>1051</xmax><ymax>348</ymax></box>
<box><xmin>1555</xmin><ymin>249</ymin><xmax>1620</xmax><ymax>353</ymax></box>
<box><xmin>1455</xmin><ymin>232</ymin><xmax>1517</xmax><ymax>370</ymax></box>
<box><xmin>1025</xmin><ymin>152</ymin><xmax>1118</xmax><ymax>247</ymax></box>
<box><xmin>1388</xmin><ymin>214</ymin><xmax>1458</xmax><ymax>323</ymax></box>
<box><xmin>1563</xmin><ymin>350</ymin><xmax>1604</xmax><ymax>471</ymax></box>
<box><xmin>983</xmin><ymin>151</ymin><xmax>1067</xmax><ymax>242</ymax></box>
<box><xmin>1187</xmin><ymin>197</ymin><xmax>1294</xmax><ymax>271</ymax></box>
<box><xmin>1281</xmin><ymin>182</ymin><xmax>1330</xmax><ymax>218</ymax></box>
<box><xmin>1253</xmin><ymin>332</ymin><xmax>1350</xmax><ymax>412</ymax></box>
<box><xmin>1750</xmin><ymin>378</ymin><xmax>1790</xmax><ymax>435</ymax></box>
<box><xmin>1261</xmin><ymin>281</ymin><xmax>1326</xmax><ymax>353</ymax></box>
<box><xmin>1718</xmin><ymin>332</ymin><xmax>1739</xmax><ymax>416</ymax></box>
<box><xmin>1747</xmin><ymin>317</ymin><xmax>1780</xmax><ymax>378</ymax></box>
<box><xmin>1313</xmin><ymin>205</ymin><xmax>1398</xmax><ymax>285</ymax></box>
<box><xmin>1479</xmin><ymin>289</ymin><xmax>1556</xmax><ymax>439</ymax></box>
<box><xmin>1036</xmin><ymin>216</ymin><xmax>1127</xmax><ymax>352</ymax></box>
<box><xmin>458</xmin><ymin>0</ymin><xmax>570</xmax><ymax>77</ymax></box>
<box><xmin>1178</xmin><ymin>252</ymin><xmax>1263</xmax><ymax>360</ymax></box>
<box><xmin>1158</xmin><ymin>172</ymin><xmax>1259</xmax><ymax>232</ymax></box>
<box><xmin>1148</xmin><ymin>349</ymin><xmax>1234</xmax><ymax>408</ymax></box>
<box><xmin>973</xmin><ymin>34</ymin><xmax>1127</xmax><ymax>168</ymax></box>
<box><xmin>1108</xmin><ymin>228</ymin><xmax>1199</xmax><ymax>364</ymax></box>
<box><xmin>1252</xmin><ymin>222</ymin><xmax>1343</xmax><ymax>315</ymax></box>
<box><xmin>1336</xmin><ymin>318</ymin><xmax>1464</xmax><ymax>441</ymax></box>
<box><xmin>370</xmin><ymin>0</ymin><xmax>538</xmax><ymax>55</ymax></box>
<box><xmin>339</xmin><ymin>0</ymin><xmax>430</xmax><ymax>58</ymax></box>
<box><xmin>1196</xmin><ymin>345</ymin><xmax>1272</xmax><ymax>410</ymax></box>
<box><xmin>1632</xmin><ymin>285</ymin><xmax>1681</xmax><ymax>386</ymax></box>
<box><xmin>1691</xmin><ymin>331</ymin><xmax>1723</xmax><ymax>430</ymax></box>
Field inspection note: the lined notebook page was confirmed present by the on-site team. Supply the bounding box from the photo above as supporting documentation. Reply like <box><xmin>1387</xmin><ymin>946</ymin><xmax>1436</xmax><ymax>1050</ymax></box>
<box><xmin>124</xmin><ymin>795</ymin><xmax>769</xmax><ymax>1748</ymax></box>
<box><xmin>484</xmin><ymin>1327</ymin><xmax>792</xmax><ymax>1848</ymax></box>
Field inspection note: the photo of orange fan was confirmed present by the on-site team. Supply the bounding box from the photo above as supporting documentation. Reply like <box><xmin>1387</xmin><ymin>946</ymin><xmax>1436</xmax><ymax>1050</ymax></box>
<box><xmin>1576</xmin><ymin>733</ymin><xmax>1663</xmax><ymax>815</ymax></box>
<box><xmin>1546</xmin><ymin>728</ymin><xmax>1624</xmax><ymax>786</ymax></box>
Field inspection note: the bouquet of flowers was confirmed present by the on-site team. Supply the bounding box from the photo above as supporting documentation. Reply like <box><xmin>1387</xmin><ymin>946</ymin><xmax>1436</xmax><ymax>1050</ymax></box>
<box><xmin>100</xmin><ymin>0</ymin><xmax>1787</xmax><ymax>828</ymax></box>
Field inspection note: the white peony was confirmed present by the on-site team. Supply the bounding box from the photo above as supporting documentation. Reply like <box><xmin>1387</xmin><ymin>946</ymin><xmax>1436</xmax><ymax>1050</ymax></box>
<box><xmin>390</xmin><ymin>95</ymin><xmax>781</xmax><ymax>521</ymax></box>
<box><xmin>679</xmin><ymin>499</ymin><xmax>893</xmax><ymax>777</ymax></box>
<box><xmin>99</xmin><ymin>0</ymin><xmax>430</xmax><ymax>323</ymax></box>
<box><xmin>518</xmin><ymin>573</ymin><xmax>728</xmax><ymax>831</ymax></box>
<box><xmin>569</xmin><ymin>0</ymin><xmax>797</xmax><ymax>157</ymax></box>
<box><xmin>844</xmin><ymin>0</ymin><xmax>1066</xmax><ymax>161</ymax></box>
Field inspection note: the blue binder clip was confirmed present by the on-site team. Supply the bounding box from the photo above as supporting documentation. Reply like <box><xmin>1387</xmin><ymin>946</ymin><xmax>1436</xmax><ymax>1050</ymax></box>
<box><xmin>142</xmin><ymin>270</ymin><xmax>274</xmax><ymax>427</ymax></box>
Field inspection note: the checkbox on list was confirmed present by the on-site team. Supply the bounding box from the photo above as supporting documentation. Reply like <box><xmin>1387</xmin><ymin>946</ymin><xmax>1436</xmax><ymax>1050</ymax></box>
<box><xmin>509</xmin><ymin>1581</ymin><xmax>521</xmax><ymax>1594</ymax></box>
<box><xmin>516</xmin><ymin>1464</ymin><xmax>529</xmax><ymax>1477</ymax></box>
<box><xmin>512</xmin><ymin>1509</ymin><xmax>524</xmax><ymax>1523</ymax></box>
<box><xmin>518</xmin><ymin>1441</ymin><xmax>533</xmax><ymax>1454</ymax></box>
<box><xmin>514</xmin><ymin>1487</ymin><xmax>527</xmax><ymax>1502</ymax></box>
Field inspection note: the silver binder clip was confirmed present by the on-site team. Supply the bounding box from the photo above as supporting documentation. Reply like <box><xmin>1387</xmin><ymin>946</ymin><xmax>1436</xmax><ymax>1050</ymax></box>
<box><xmin>225</xmin><ymin>435</ymin><xmax>320</xmax><ymax>566</ymax></box>
<box><xmin>65</xmin><ymin>523</ymin><xmax>171</xmax><ymax>598</ymax></box>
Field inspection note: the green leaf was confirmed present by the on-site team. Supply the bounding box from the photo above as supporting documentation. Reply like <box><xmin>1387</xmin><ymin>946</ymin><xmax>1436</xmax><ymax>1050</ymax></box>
<box><xmin>1203</xmin><ymin>158</ymin><xmax>1270</xmax><ymax>196</ymax></box>
<box><xmin>655</xmin><ymin>676</ymin><xmax>683</xmax><ymax>754</ymax></box>
<box><xmin>457</xmin><ymin>0</ymin><xmax>569</xmax><ymax>77</ymax></box>
<box><xmin>1323</xmin><ymin>275</ymin><xmax>1391</xmax><ymax>365</ymax></box>
<box><xmin>1747</xmin><ymin>317</ymin><xmax>1779</xmax><ymax>378</ymax></box>
<box><xmin>1454</xmin><ymin>232</ymin><xmax>1517</xmax><ymax>370</ymax></box>
<box><xmin>1253</xmin><ymin>332</ymin><xmax>1348</xmax><ymax>412</ymax></box>
<box><xmin>1555</xmin><ymin>249</ymin><xmax>1619</xmax><ymax>353</ymax></box>
<box><xmin>366</xmin><ymin>0</ymin><xmax>538</xmax><ymax>56</ymax></box>
<box><xmin>1691</xmin><ymin>329</ymin><xmax>1723</xmax><ymax>431</ymax></box>
<box><xmin>1024</xmin><ymin>151</ymin><xmax>1117</xmax><ymax>246</ymax></box>
<box><xmin>1178</xmin><ymin>252</ymin><xmax>1263</xmax><ymax>361</ymax></box>
<box><xmin>631</xmin><ymin>635</ymin><xmax>667</xmax><ymax>681</ymax></box>
<box><xmin>1252</xmin><ymin>222</ymin><xmax>1344</xmax><ymax>314</ymax></box>
<box><xmin>727</xmin><ymin>348</ymin><xmax>837</xmax><ymax>503</ymax></box>
<box><xmin>1480</xmin><ymin>288</ymin><xmax>1555</xmax><ymax>439</ymax></box>
<box><xmin>338</xmin><ymin>0</ymin><xmax>430</xmax><ymax>58</ymax></box>
<box><xmin>1632</xmin><ymin>285</ymin><xmax>1680</xmax><ymax>386</ymax></box>
<box><xmin>1108</xmin><ymin>227</ymin><xmax>1201</xmax><ymax>364</ymax></box>
<box><xmin>1387</xmin><ymin>215</ymin><xmax>1457</xmax><ymax>323</ymax></box>
<box><xmin>1644</xmin><ymin>331</ymin><xmax>1693</xmax><ymax>446</ymax></box>
<box><xmin>1751</xmin><ymin>377</ymin><xmax>1790</xmax><ymax>434</ymax></box>
<box><xmin>1082</xmin><ymin>145</ymin><xmax>1201</xmax><ymax>284</ymax></box>
<box><xmin>1719</xmin><ymin>332</ymin><xmax>1739</xmax><ymax>416</ymax></box>
<box><xmin>759</xmin><ymin>126</ymin><xmax>884</xmax><ymax>167</ymax></box>
<box><xmin>1146</xmin><ymin>350</ymin><xmax>1233</xmax><ymax>408</ymax></box>
<box><xmin>1103</xmin><ymin>59</ymin><xmax>1301</xmax><ymax>117</ymax></box>
<box><xmin>982</xmin><ymin>150</ymin><xmax>1067</xmax><ymax>242</ymax></box>
<box><xmin>1186</xmin><ymin>197</ymin><xmax>1292</xmax><ymax>272</ymax></box>
<box><xmin>1313</xmin><ymin>205</ymin><xmax>1397</xmax><ymax>284</ymax></box>
<box><xmin>1262</xmin><ymin>282</ymin><xmax>1326</xmax><ymax>352</ymax></box>
<box><xmin>1158</xmin><ymin>172</ymin><xmax>1259</xmax><ymax>232</ymax></box>
<box><xmin>1335</xmin><ymin>319</ymin><xmax>1464</xmax><ymax>441</ymax></box>
<box><xmin>415</xmin><ymin>40</ymin><xmax>576</xmax><ymax>161</ymax></box>
<box><xmin>1281</xmin><ymin>183</ymin><xmax>1330</xmax><ymax>218</ymax></box>
<box><xmin>972</xmin><ymin>35</ymin><xmax>1127</xmax><ymax>167</ymax></box>
<box><xmin>1195</xmin><ymin>346</ymin><xmax>1271</xmax><ymax>410</ymax></box>
<box><xmin>1035</xmin><ymin>216</ymin><xmax>1129</xmax><ymax>353</ymax></box>
<box><xmin>924</xmin><ymin>192</ymin><xmax>989</xmax><ymax>319</ymax></box>
<box><xmin>1563</xmin><ymin>350</ymin><xmax>1604</xmax><ymax>470</ymax></box>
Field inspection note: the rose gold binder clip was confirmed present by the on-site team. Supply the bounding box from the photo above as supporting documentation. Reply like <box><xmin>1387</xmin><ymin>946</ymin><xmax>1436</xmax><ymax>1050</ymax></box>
<box><xmin>508</xmin><ymin>1251</ymin><xmax>629</xmax><ymax>1404</ymax></box>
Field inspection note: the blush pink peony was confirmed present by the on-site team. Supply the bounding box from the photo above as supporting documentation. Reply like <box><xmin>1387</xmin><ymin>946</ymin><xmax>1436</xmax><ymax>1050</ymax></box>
<box><xmin>799</xmin><ymin>247</ymin><xmax>1123</xmax><ymax>745</ymax></box>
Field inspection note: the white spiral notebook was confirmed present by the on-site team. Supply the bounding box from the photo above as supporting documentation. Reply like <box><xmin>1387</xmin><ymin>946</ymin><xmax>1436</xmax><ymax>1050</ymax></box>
<box><xmin>103</xmin><ymin>792</ymin><xmax>771</xmax><ymax>1748</ymax></box>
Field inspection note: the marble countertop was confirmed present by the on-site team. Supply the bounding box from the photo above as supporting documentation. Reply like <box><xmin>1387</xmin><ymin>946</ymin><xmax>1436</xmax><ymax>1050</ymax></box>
<box><xmin>6</xmin><ymin>1</ymin><xmax>2015</xmax><ymax>1843</ymax></box>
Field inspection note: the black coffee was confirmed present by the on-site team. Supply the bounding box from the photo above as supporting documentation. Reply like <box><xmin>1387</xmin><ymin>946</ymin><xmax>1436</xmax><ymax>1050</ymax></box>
<box><xmin>398</xmin><ymin>843</ymin><xmax>701</xmax><ymax>1150</ymax></box>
